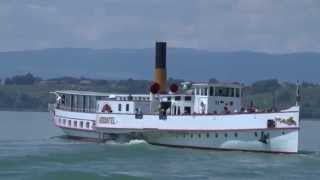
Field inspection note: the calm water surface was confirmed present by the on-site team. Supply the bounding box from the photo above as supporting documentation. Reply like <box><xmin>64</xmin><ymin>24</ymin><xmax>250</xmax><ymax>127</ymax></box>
<box><xmin>0</xmin><ymin>111</ymin><xmax>320</xmax><ymax>180</ymax></box>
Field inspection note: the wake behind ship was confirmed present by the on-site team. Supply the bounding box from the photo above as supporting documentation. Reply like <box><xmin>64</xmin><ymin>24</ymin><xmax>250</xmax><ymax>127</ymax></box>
<box><xmin>49</xmin><ymin>42</ymin><xmax>300</xmax><ymax>153</ymax></box>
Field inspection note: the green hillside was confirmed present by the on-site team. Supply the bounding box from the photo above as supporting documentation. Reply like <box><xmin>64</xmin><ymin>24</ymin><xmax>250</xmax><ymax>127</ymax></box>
<box><xmin>0</xmin><ymin>75</ymin><xmax>319</xmax><ymax>119</ymax></box>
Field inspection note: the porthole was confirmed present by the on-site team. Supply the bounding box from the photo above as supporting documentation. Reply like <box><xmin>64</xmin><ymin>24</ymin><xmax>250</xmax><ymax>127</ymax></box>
<box><xmin>234</xmin><ymin>132</ymin><xmax>238</xmax><ymax>137</ymax></box>
<box><xmin>215</xmin><ymin>133</ymin><xmax>218</xmax><ymax>138</ymax></box>
<box><xmin>198</xmin><ymin>134</ymin><xmax>201</xmax><ymax>138</ymax></box>
<box><xmin>190</xmin><ymin>134</ymin><xmax>193</xmax><ymax>138</ymax></box>
<box><xmin>282</xmin><ymin>131</ymin><xmax>285</xmax><ymax>135</ymax></box>
<box><xmin>206</xmin><ymin>133</ymin><xmax>210</xmax><ymax>138</ymax></box>
<box><xmin>224</xmin><ymin>133</ymin><xmax>228</xmax><ymax>138</ymax></box>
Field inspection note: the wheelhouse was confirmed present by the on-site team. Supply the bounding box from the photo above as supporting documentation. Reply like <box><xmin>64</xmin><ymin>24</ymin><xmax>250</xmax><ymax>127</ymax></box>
<box><xmin>192</xmin><ymin>83</ymin><xmax>242</xmax><ymax>114</ymax></box>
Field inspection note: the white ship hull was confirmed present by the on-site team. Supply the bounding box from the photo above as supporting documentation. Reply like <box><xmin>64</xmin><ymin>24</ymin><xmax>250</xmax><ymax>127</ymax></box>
<box><xmin>144</xmin><ymin>129</ymin><xmax>298</xmax><ymax>153</ymax></box>
<box><xmin>52</xmin><ymin>107</ymin><xmax>299</xmax><ymax>153</ymax></box>
<box><xmin>95</xmin><ymin>106</ymin><xmax>300</xmax><ymax>153</ymax></box>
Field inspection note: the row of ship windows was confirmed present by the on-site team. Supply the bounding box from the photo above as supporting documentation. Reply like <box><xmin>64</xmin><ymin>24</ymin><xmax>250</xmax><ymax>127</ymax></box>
<box><xmin>117</xmin><ymin>96</ymin><xmax>192</xmax><ymax>102</ymax></box>
<box><xmin>58</xmin><ymin>118</ymin><xmax>95</xmax><ymax>129</ymax></box>
<box><xmin>195</xmin><ymin>87</ymin><xmax>240</xmax><ymax>97</ymax></box>
<box><xmin>117</xmin><ymin>96</ymin><xmax>149</xmax><ymax>101</ymax></box>
<box><xmin>164</xmin><ymin>131</ymin><xmax>285</xmax><ymax>138</ymax></box>
<box><xmin>118</xmin><ymin>104</ymin><xmax>130</xmax><ymax>112</ymax></box>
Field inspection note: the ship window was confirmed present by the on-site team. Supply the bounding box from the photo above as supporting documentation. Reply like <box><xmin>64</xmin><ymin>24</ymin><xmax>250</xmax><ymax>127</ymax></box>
<box><xmin>118</xmin><ymin>104</ymin><xmax>122</xmax><ymax>112</ymax></box>
<box><xmin>254</xmin><ymin>132</ymin><xmax>258</xmax><ymax>137</ymax></box>
<box><xmin>184</xmin><ymin>106</ymin><xmax>191</xmax><ymax>114</ymax></box>
<box><xmin>204</xmin><ymin>88</ymin><xmax>208</xmax><ymax>96</ymax></box>
<box><xmin>236</xmin><ymin>88</ymin><xmax>240</xmax><ymax>97</ymax></box>
<box><xmin>215</xmin><ymin>133</ymin><xmax>218</xmax><ymax>138</ymax></box>
<box><xmin>58</xmin><ymin>118</ymin><xmax>61</xmax><ymax>124</ymax></box>
<box><xmin>209</xmin><ymin>87</ymin><xmax>214</xmax><ymax>96</ymax></box>
<box><xmin>206</xmin><ymin>133</ymin><xmax>210</xmax><ymax>138</ymax></box>
<box><xmin>85</xmin><ymin>96</ymin><xmax>90</xmax><ymax>112</ymax></box>
<box><xmin>126</xmin><ymin>104</ymin><xmax>129</xmax><ymax>112</ymax></box>
<box><xmin>74</xmin><ymin>121</ymin><xmax>77</xmax><ymax>127</ymax></box>
<box><xmin>200</xmin><ymin>88</ymin><xmax>204</xmax><ymax>95</ymax></box>
<box><xmin>224</xmin><ymin>133</ymin><xmax>228</xmax><ymax>138</ymax></box>
<box><xmin>196</xmin><ymin>88</ymin><xmax>199</xmax><ymax>95</ymax></box>
<box><xmin>65</xmin><ymin>94</ymin><xmax>71</xmax><ymax>110</ymax></box>
<box><xmin>175</xmin><ymin>96</ymin><xmax>181</xmax><ymax>101</ymax></box>
<box><xmin>234</xmin><ymin>132</ymin><xmax>238</xmax><ymax>137</ymax></box>
<box><xmin>77</xmin><ymin>95</ymin><xmax>83</xmax><ymax>112</ymax></box>
<box><xmin>230</xmin><ymin>89</ymin><xmax>235</xmax><ymax>97</ymax></box>
<box><xmin>190</xmin><ymin>134</ymin><xmax>194</xmax><ymax>138</ymax></box>
<box><xmin>198</xmin><ymin>134</ymin><xmax>201</xmax><ymax>138</ymax></box>
<box><xmin>60</xmin><ymin>95</ymin><xmax>65</xmax><ymax>105</ymax></box>
<box><xmin>215</xmin><ymin>87</ymin><xmax>230</xmax><ymax>97</ymax></box>
<box><xmin>80</xmin><ymin>121</ymin><xmax>83</xmax><ymax>128</ymax></box>
<box><xmin>89</xmin><ymin>96</ymin><xmax>97</xmax><ymax>112</ymax></box>
<box><xmin>86</xmin><ymin>122</ymin><xmax>90</xmax><ymax>129</ymax></box>
<box><xmin>282</xmin><ymin>131</ymin><xmax>285</xmax><ymax>135</ymax></box>
<box><xmin>185</xmin><ymin>96</ymin><xmax>192</xmax><ymax>101</ymax></box>
<box><xmin>177</xmin><ymin>107</ymin><xmax>181</xmax><ymax>115</ymax></box>
<box><xmin>68</xmin><ymin>120</ymin><xmax>71</xmax><ymax>126</ymax></box>
<box><xmin>82</xmin><ymin>96</ymin><xmax>85</xmax><ymax>112</ymax></box>
<box><xmin>63</xmin><ymin>119</ymin><xmax>66</xmax><ymax>125</ymax></box>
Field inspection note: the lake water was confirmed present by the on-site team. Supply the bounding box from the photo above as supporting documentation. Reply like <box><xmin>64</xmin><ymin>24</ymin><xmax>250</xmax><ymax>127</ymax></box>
<box><xmin>0</xmin><ymin>111</ymin><xmax>320</xmax><ymax>180</ymax></box>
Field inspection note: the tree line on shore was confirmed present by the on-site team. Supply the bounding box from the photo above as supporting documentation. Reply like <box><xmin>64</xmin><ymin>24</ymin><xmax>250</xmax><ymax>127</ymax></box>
<box><xmin>0</xmin><ymin>73</ymin><xmax>319</xmax><ymax>119</ymax></box>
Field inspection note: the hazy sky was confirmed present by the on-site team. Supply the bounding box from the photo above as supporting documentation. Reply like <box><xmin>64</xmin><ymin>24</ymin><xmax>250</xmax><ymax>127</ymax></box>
<box><xmin>1</xmin><ymin>0</ymin><xmax>319</xmax><ymax>53</ymax></box>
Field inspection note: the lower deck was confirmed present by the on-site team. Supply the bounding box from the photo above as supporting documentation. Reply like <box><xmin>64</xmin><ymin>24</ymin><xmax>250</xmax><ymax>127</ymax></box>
<box><xmin>52</xmin><ymin>106</ymin><xmax>300</xmax><ymax>153</ymax></box>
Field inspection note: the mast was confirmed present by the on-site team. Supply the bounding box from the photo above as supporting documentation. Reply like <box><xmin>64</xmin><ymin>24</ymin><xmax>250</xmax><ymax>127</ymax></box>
<box><xmin>296</xmin><ymin>80</ymin><xmax>301</xmax><ymax>106</ymax></box>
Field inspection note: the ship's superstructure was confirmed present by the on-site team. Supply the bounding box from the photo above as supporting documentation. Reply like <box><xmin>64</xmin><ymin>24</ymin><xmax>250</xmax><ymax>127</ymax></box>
<box><xmin>50</xmin><ymin>42</ymin><xmax>300</xmax><ymax>153</ymax></box>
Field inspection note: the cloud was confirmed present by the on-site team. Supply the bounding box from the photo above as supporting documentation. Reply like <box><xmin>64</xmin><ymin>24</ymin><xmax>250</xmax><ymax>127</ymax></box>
<box><xmin>0</xmin><ymin>0</ymin><xmax>319</xmax><ymax>53</ymax></box>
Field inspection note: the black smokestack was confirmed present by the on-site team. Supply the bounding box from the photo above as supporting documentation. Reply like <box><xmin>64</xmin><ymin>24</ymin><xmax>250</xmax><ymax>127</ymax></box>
<box><xmin>154</xmin><ymin>42</ymin><xmax>167</xmax><ymax>93</ymax></box>
<box><xmin>155</xmin><ymin>42</ymin><xmax>166</xmax><ymax>69</ymax></box>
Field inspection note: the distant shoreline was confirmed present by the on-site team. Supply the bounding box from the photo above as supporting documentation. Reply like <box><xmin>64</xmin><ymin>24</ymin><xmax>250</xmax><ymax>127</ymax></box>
<box><xmin>0</xmin><ymin>75</ymin><xmax>320</xmax><ymax>118</ymax></box>
<box><xmin>0</xmin><ymin>108</ymin><xmax>47</xmax><ymax>113</ymax></box>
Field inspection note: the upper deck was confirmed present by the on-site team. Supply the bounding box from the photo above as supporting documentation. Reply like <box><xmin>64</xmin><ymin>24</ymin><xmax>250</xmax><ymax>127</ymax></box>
<box><xmin>54</xmin><ymin>90</ymin><xmax>149</xmax><ymax>113</ymax></box>
<box><xmin>53</xmin><ymin>81</ymin><xmax>243</xmax><ymax>116</ymax></box>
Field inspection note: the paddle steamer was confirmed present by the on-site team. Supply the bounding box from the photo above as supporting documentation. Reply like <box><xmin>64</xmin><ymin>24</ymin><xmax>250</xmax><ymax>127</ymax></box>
<box><xmin>50</xmin><ymin>42</ymin><xmax>300</xmax><ymax>153</ymax></box>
